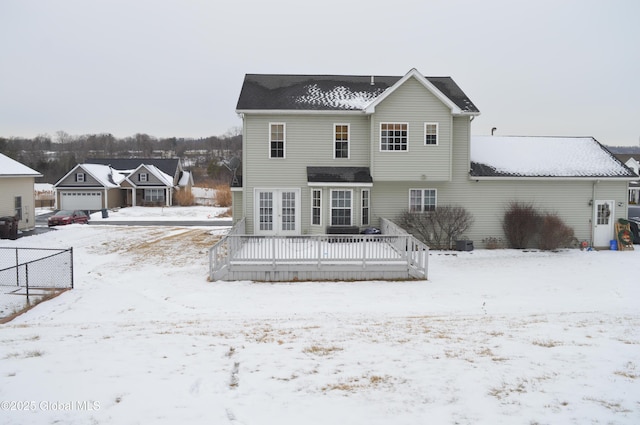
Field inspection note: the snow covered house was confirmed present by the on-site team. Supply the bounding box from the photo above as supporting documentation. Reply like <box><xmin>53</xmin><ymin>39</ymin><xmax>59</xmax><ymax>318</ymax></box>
<box><xmin>233</xmin><ymin>68</ymin><xmax>635</xmax><ymax>248</ymax></box>
<box><xmin>0</xmin><ymin>153</ymin><xmax>42</xmax><ymax>232</ymax></box>
<box><xmin>54</xmin><ymin>158</ymin><xmax>192</xmax><ymax>210</ymax></box>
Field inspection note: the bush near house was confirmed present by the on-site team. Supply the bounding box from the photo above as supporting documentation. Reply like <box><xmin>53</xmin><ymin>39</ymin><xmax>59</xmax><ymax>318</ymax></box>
<box><xmin>538</xmin><ymin>214</ymin><xmax>577</xmax><ymax>250</ymax></box>
<box><xmin>502</xmin><ymin>202</ymin><xmax>542</xmax><ymax>249</ymax></box>
<box><xmin>502</xmin><ymin>202</ymin><xmax>576</xmax><ymax>250</ymax></box>
<box><xmin>398</xmin><ymin>205</ymin><xmax>474</xmax><ymax>250</ymax></box>
<box><xmin>214</xmin><ymin>184</ymin><xmax>232</xmax><ymax>208</ymax></box>
<box><xmin>174</xmin><ymin>188</ymin><xmax>195</xmax><ymax>206</ymax></box>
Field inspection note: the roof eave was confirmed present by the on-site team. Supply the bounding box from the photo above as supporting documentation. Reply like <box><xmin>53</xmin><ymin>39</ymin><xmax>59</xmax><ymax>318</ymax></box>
<box><xmin>470</xmin><ymin>176</ymin><xmax>638</xmax><ymax>181</ymax></box>
<box><xmin>236</xmin><ymin>109</ymin><xmax>365</xmax><ymax>115</ymax></box>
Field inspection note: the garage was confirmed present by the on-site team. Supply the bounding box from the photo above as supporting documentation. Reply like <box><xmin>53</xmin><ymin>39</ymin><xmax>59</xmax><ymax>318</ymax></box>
<box><xmin>60</xmin><ymin>191</ymin><xmax>103</xmax><ymax>211</ymax></box>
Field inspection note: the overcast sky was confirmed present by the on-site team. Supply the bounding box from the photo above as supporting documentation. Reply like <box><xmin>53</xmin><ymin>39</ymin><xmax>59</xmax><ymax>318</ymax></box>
<box><xmin>1</xmin><ymin>0</ymin><xmax>639</xmax><ymax>146</ymax></box>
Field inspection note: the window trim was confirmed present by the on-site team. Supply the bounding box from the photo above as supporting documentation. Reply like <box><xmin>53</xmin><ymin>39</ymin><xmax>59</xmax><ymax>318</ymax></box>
<box><xmin>269</xmin><ymin>122</ymin><xmax>286</xmax><ymax>159</ymax></box>
<box><xmin>361</xmin><ymin>189</ymin><xmax>370</xmax><ymax>226</ymax></box>
<box><xmin>76</xmin><ymin>172</ymin><xmax>85</xmax><ymax>182</ymax></box>
<box><xmin>333</xmin><ymin>123</ymin><xmax>350</xmax><ymax>159</ymax></box>
<box><xmin>424</xmin><ymin>122</ymin><xmax>439</xmax><ymax>146</ymax></box>
<box><xmin>311</xmin><ymin>189</ymin><xmax>322</xmax><ymax>226</ymax></box>
<box><xmin>139</xmin><ymin>173</ymin><xmax>148</xmax><ymax>182</ymax></box>
<box><xmin>144</xmin><ymin>188</ymin><xmax>165</xmax><ymax>202</ymax></box>
<box><xmin>330</xmin><ymin>188</ymin><xmax>353</xmax><ymax>226</ymax></box>
<box><xmin>409</xmin><ymin>189</ymin><xmax>437</xmax><ymax>212</ymax></box>
<box><xmin>380</xmin><ymin>122</ymin><xmax>409</xmax><ymax>152</ymax></box>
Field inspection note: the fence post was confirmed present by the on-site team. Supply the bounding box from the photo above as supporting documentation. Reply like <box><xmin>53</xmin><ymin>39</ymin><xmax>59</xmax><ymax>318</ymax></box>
<box><xmin>25</xmin><ymin>263</ymin><xmax>29</xmax><ymax>303</ymax></box>
<box><xmin>70</xmin><ymin>247</ymin><xmax>74</xmax><ymax>289</ymax></box>
<box><xmin>15</xmin><ymin>248</ymin><xmax>19</xmax><ymax>286</ymax></box>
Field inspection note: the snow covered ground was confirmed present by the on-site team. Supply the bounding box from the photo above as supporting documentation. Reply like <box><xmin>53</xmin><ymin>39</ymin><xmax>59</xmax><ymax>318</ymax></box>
<box><xmin>0</xmin><ymin>215</ymin><xmax>638</xmax><ymax>424</ymax></box>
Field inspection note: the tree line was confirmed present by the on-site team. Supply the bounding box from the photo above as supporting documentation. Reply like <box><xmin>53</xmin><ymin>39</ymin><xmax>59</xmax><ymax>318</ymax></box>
<box><xmin>0</xmin><ymin>129</ymin><xmax>242</xmax><ymax>184</ymax></box>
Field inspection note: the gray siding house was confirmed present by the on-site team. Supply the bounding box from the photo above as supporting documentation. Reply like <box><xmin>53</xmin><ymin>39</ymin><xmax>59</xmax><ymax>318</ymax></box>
<box><xmin>234</xmin><ymin>69</ymin><xmax>635</xmax><ymax>248</ymax></box>
<box><xmin>54</xmin><ymin>158</ymin><xmax>192</xmax><ymax>210</ymax></box>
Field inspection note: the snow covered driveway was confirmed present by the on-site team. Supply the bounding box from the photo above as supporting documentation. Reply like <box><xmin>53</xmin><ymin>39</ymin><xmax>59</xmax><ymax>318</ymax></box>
<box><xmin>0</xmin><ymin>225</ymin><xmax>638</xmax><ymax>424</ymax></box>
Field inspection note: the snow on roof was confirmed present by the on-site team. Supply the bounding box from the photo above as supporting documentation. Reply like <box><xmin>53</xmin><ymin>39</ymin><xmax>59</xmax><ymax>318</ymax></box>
<box><xmin>295</xmin><ymin>84</ymin><xmax>385</xmax><ymax>110</ymax></box>
<box><xmin>0</xmin><ymin>153</ymin><xmax>42</xmax><ymax>177</ymax></box>
<box><xmin>81</xmin><ymin>163</ymin><xmax>123</xmax><ymax>187</ymax></box>
<box><xmin>146</xmin><ymin>164</ymin><xmax>174</xmax><ymax>186</ymax></box>
<box><xmin>470</xmin><ymin>136</ymin><xmax>635</xmax><ymax>178</ymax></box>
<box><xmin>178</xmin><ymin>171</ymin><xmax>192</xmax><ymax>187</ymax></box>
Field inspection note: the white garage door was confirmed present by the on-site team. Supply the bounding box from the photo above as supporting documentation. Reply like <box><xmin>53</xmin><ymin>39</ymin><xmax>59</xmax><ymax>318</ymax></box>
<box><xmin>60</xmin><ymin>191</ymin><xmax>103</xmax><ymax>210</ymax></box>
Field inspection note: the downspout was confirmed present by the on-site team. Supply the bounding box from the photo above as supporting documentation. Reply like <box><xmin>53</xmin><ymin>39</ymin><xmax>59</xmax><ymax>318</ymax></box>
<box><xmin>590</xmin><ymin>180</ymin><xmax>597</xmax><ymax>247</ymax></box>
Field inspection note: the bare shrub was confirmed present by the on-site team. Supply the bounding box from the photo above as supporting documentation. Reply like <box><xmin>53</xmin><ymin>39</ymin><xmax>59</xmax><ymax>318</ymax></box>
<box><xmin>174</xmin><ymin>188</ymin><xmax>195</xmax><ymax>206</ymax></box>
<box><xmin>538</xmin><ymin>214</ymin><xmax>576</xmax><ymax>250</ymax></box>
<box><xmin>398</xmin><ymin>205</ymin><xmax>474</xmax><ymax>249</ymax></box>
<box><xmin>482</xmin><ymin>237</ymin><xmax>504</xmax><ymax>249</ymax></box>
<box><xmin>502</xmin><ymin>202</ymin><xmax>542</xmax><ymax>249</ymax></box>
<box><xmin>214</xmin><ymin>184</ymin><xmax>232</xmax><ymax>207</ymax></box>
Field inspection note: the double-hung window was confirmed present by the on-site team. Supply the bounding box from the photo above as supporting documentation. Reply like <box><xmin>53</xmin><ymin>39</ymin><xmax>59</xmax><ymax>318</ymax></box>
<box><xmin>139</xmin><ymin>173</ymin><xmax>148</xmax><ymax>182</ymax></box>
<box><xmin>14</xmin><ymin>196</ymin><xmax>22</xmax><ymax>220</ymax></box>
<box><xmin>334</xmin><ymin>124</ymin><xmax>349</xmax><ymax>158</ymax></box>
<box><xmin>331</xmin><ymin>189</ymin><xmax>352</xmax><ymax>226</ymax></box>
<box><xmin>380</xmin><ymin>123</ymin><xmax>408</xmax><ymax>151</ymax></box>
<box><xmin>424</xmin><ymin>123</ymin><xmax>438</xmax><ymax>145</ymax></box>
<box><xmin>311</xmin><ymin>189</ymin><xmax>322</xmax><ymax>226</ymax></box>
<box><xmin>144</xmin><ymin>189</ymin><xmax>165</xmax><ymax>202</ymax></box>
<box><xmin>361</xmin><ymin>189</ymin><xmax>370</xmax><ymax>226</ymax></box>
<box><xmin>409</xmin><ymin>189</ymin><xmax>436</xmax><ymax>212</ymax></box>
<box><xmin>76</xmin><ymin>173</ymin><xmax>85</xmax><ymax>182</ymax></box>
<box><xmin>270</xmin><ymin>123</ymin><xmax>285</xmax><ymax>158</ymax></box>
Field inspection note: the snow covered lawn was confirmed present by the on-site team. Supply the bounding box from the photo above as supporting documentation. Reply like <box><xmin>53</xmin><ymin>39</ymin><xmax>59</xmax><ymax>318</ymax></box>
<box><xmin>0</xmin><ymin>224</ymin><xmax>638</xmax><ymax>424</ymax></box>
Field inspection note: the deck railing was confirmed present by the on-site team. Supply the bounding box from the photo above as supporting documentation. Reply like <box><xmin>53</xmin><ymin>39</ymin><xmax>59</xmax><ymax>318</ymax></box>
<box><xmin>209</xmin><ymin>217</ymin><xmax>428</xmax><ymax>281</ymax></box>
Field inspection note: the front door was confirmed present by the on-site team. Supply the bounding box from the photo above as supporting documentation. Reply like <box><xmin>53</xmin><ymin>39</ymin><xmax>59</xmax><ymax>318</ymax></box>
<box><xmin>254</xmin><ymin>189</ymin><xmax>300</xmax><ymax>235</ymax></box>
<box><xmin>593</xmin><ymin>200</ymin><xmax>614</xmax><ymax>247</ymax></box>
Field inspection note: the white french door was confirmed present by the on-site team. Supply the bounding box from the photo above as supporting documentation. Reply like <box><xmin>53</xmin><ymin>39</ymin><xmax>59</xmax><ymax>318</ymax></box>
<box><xmin>254</xmin><ymin>189</ymin><xmax>300</xmax><ymax>235</ymax></box>
<box><xmin>593</xmin><ymin>200</ymin><xmax>614</xmax><ymax>247</ymax></box>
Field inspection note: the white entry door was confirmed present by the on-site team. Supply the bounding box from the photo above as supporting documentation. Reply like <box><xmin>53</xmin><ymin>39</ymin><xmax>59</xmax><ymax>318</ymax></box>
<box><xmin>593</xmin><ymin>200</ymin><xmax>614</xmax><ymax>247</ymax></box>
<box><xmin>254</xmin><ymin>189</ymin><xmax>300</xmax><ymax>235</ymax></box>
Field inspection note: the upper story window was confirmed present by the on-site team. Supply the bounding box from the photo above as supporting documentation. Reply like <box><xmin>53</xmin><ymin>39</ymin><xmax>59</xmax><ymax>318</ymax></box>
<box><xmin>334</xmin><ymin>124</ymin><xmax>350</xmax><ymax>159</ymax></box>
<box><xmin>76</xmin><ymin>172</ymin><xmax>85</xmax><ymax>182</ymax></box>
<box><xmin>409</xmin><ymin>189</ymin><xmax>436</xmax><ymax>212</ymax></box>
<box><xmin>380</xmin><ymin>123</ymin><xmax>408</xmax><ymax>151</ymax></box>
<box><xmin>139</xmin><ymin>173</ymin><xmax>148</xmax><ymax>182</ymax></box>
<box><xmin>424</xmin><ymin>123</ymin><xmax>438</xmax><ymax>145</ymax></box>
<box><xmin>270</xmin><ymin>123</ymin><xmax>285</xmax><ymax>158</ymax></box>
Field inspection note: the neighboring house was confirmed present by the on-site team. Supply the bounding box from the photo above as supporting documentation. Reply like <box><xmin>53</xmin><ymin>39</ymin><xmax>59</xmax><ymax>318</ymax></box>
<box><xmin>234</xmin><ymin>68</ymin><xmax>636</xmax><ymax>248</ymax></box>
<box><xmin>54</xmin><ymin>158</ymin><xmax>192</xmax><ymax>210</ymax></box>
<box><xmin>611</xmin><ymin>153</ymin><xmax>639</xmax><ymax>204</ymax></box>
<box><xmin>0</xmin><ymin>153</ymin><xmax>42</xmax><ymax>231</ymax></box>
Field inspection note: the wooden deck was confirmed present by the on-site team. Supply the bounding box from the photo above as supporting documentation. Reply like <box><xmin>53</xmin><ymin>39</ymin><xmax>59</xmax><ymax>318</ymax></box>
<box><xmin>208</xmin><ymin>219</ymin><xmax>429</xmax><ymax>281</ymax></box>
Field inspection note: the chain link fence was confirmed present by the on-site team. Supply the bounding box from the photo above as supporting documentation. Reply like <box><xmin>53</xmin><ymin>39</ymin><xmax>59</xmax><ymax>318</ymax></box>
<box><xmin>0</xmin><ymin>247</ymin><xmax>74</xmax><ymax>301</ymax></box>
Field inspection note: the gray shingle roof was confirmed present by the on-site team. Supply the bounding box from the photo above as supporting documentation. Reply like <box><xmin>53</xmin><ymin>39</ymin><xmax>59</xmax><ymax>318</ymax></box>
<box><xmin>307</xmin><ymin>167</ymin><xmax>373</xmax><ymax>184</ymax></box>
<box><xmin>86</xmin><ymin>158</ymin><xmax>180</xmax><ymax>177</ymax></box>
<box><xmin>237</xmin><ymin>73</ymin><xmax>479</xmax><ymax>113</ymax></box>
